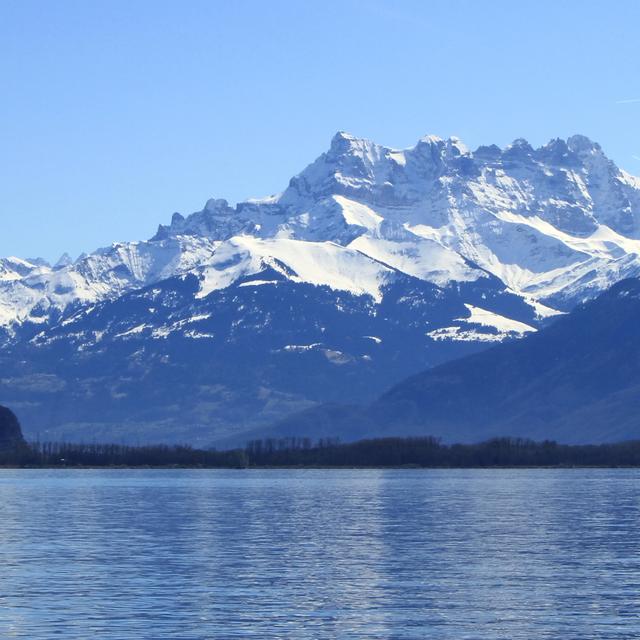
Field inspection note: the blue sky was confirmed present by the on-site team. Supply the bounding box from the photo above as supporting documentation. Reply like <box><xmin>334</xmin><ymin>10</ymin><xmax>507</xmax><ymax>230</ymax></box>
<box><xmin>1</xmin><ymin>0</ymin><xmax>639</xmax><ymax>261</ymax></box>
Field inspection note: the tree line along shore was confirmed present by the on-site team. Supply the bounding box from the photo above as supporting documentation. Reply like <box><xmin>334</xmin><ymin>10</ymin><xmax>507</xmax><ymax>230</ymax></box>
<box><xmin>3</xmin><ymin>436</ymin><xmax>640</xmax><ymax>468</ymax></box>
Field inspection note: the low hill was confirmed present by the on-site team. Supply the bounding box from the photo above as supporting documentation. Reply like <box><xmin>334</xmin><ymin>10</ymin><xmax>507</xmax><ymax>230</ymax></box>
<box><xmin>0</xmin><ymin>405</ymin><xmax>25</xmax><ymax>450</ymax></box>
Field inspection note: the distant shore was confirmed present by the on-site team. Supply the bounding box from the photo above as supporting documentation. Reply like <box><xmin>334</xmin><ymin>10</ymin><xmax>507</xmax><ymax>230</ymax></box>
<box><xmin>2</xmin><ymin>464</ymin><xmax>640</xmax><ymax>470</ymax></box>
<box><xmin>3</xmin><ymin>436</ymin><xmax>640</xmax><ymax>469</ymax></box>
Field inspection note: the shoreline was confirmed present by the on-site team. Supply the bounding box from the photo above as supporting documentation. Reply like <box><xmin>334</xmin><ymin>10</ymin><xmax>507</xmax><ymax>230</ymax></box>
<box><xmin>2</xmin><ymin>464</ymin><xmax>640</xmax><ymax>470</ymax></box>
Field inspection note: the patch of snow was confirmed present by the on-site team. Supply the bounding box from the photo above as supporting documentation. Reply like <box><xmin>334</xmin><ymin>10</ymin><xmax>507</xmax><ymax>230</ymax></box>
<box><xmin>115</xmin><ymin>324</ymin><xmax>149</xmax><ymax>338</ymax></box>
<box><xmin>522</xmin><ymin>296</ymin><xmax>566</xmax><ymax>320</ymax></box>
<box><xmin>185</xmin><ymin>313</ymin><xmax>212</xmax><ymax>323</ymax></box>
<box><xmin>238</xmin><ymin>279</ymin><xmax>280</xmax><ymax>287</ymax></box>
<box><xmin>387</xmin><ymin>151</ymin><xmax>406</xmax><ymax>166</ymax></box>
<box><xmin>183</xmin><ymin>330</ymin><xmax>215</xmax><ymax>339</ymax></box>
<box><xmin>427</xmin><ymin>327</ymin><xmax>505</xmax><ymax>343</ymax></box>
<box><xmin>151</xmin><ymin>326</ymin><xmax>172</xmax><ymax>339</ymax></box>
<box><xmin>333</xmin><ymin>195</ymin><xmax>384</xmax><ymax>231</ymax></box>
<box><xmin>322</xmin><ymin>349</ymin><xmax>353</xmax><ymax>365</ymax></box>
<box><xmin>459</xmin><ymin>304</ymin><xmax>536</xmax><ymax>334</ymax></box>
<box><xmin>283</xmin><ymin>343</ymin><xmax>322</xmax><ymax>353</ymax></box>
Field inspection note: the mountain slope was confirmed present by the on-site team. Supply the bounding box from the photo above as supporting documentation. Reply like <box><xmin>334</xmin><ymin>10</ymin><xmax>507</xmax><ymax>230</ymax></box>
<box><xmin>269</xmin><ymin>279</ymin><xmax>640</xmax><ymax>444</ymax></box>
<box><xmin>0</xmin><ymin>269</ymin><xmax>533</xmax><ymax>443</ymax></box>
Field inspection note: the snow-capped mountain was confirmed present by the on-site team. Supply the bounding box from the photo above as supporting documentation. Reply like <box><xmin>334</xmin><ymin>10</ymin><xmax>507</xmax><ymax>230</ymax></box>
<box><xmin>154</xmin><ymin>131</ymin><xmax>640</xmax><ymax>308</ymax></box>
<box><xmin>1</xmin><ymin>131</ymin><xmax>639</xmax><ymax>443</ymax></box>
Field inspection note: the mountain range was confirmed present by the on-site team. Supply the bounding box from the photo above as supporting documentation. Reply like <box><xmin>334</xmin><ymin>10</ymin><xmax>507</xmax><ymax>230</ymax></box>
<box><xmin>1</xmin><ymin>131</ymin><xmax>639</xmax><ymax>443</ymax></box>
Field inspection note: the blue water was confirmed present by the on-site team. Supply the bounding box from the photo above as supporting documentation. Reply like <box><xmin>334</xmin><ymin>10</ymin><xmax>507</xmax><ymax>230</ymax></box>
<box><xmin>0</xmin><ymin>469</ymin><xmax>639</xmax><ymax>639</ymax></box>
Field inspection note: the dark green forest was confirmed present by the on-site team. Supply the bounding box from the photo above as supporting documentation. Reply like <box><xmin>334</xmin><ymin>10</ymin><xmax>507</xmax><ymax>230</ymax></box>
<box><xmin>4</xmin><ymin>436</ymin><xmax>640</xmax><ymax>468</ymax></box>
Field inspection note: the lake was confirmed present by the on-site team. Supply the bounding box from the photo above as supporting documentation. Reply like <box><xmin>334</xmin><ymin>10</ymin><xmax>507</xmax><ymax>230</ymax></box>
<box><xmin>0</xmin><ymin>469</ymin><xmax>638</xmax><ymax>639</ymax></box>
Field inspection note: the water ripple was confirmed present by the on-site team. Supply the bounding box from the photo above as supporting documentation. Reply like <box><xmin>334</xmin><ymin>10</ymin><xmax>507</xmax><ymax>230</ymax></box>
<box><xmin>0</xmin><ymin>469</ymin><xmax>639</xmax><ymax>638</ymax></box>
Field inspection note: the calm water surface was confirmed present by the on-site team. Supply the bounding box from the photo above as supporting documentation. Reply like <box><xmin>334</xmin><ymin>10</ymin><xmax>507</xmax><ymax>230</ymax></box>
<box><xmin>0</xmin><ymin>469</ymin><xmax>639</xmax><ymax>639</ymax></box>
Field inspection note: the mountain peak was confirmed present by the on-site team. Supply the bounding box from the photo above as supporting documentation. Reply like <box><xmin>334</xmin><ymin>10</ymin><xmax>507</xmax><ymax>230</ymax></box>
<box><xmin>204</xmin><ymin>198</ymin><xmax>230</xmax><ymax>213</ymax></box>
<box><xmin>417</xmin><ymin>134</ymin><xmax>444</xmax><ymax>146</ymax></box>
<box><xmin>567</xmin><ymin>134</ymin><xmax>603</xmax><ymax>156</ymax></box>
<box><xmin>328</xmin><ymin>130</ymin><xmax>381</xmax><ymax>158</ymax></box>
<box><xmin>506</xmin><ymin>137</ymin><xmax>534</xmax><ymax>153</ymax></box>
<box><xmin>54</xmin><ymin>253</ymin><xmax>73</xmax><ymax>269</ymax></box>
<box><xmin>329</xmin><ymin>130</ymin><xmax>361</xmax><ymax>151</ymax></box>
<box><xmin>331</xmin><ymin>130</ymin><xmax>358</xmax><ymax>144</ymax></box>
<box><xmin>446</xmin><ymin>136</ymin><xmax>470</xmax><ymax>157</ymax></box>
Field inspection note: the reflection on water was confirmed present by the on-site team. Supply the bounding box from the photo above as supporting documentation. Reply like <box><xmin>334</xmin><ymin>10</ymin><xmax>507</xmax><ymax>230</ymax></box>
<box><xmin>0</xmin><ymin>469</ymin><xmax>639</xmax><ymax>639</ymax></box>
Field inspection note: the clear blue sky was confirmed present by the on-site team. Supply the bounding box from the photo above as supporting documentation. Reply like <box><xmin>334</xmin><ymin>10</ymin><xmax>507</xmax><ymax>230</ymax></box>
<box><xmin>1</xmin><ymin>0</ymin><xmax>639</xmax><ymax>261</ymax></box>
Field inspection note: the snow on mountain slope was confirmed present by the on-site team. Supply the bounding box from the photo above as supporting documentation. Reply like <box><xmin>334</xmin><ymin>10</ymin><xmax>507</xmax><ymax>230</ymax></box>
<box><xmin>427</xmin><ymin>304</ymin><xmax>536</xmax><ymax>344</ymax></box>
<box><xmin>0</xmin><ymin>236</ymin><xmax>218</xmax><ymax>330</ymax></box>
<box><xmin>0</xmin><ymin>257</ymin><xmax>43</xmax><ymax>282</ymax></box>
<box><xmin>460</xmin><ymin>304</ymin><xmax>536</xmax><ymax>334</ymax></box>
<box><xmin>2</xmin><ymin>130</ymin><xmax>640</xmax><ymax>340</ymax></box>
<box><xmin>151</xmin><ymin>130</ymin><xmax>640</xmax><ymax>310</ymax></box>
<box><xmin>348</xmin><ymin>234</ymin><xmax>485</xmax><ymax>287</ymax></box>
<box><xmin>196</xmin><ymin>236</ymin><xmax>394</xmax><ymax>302</ymax></box>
